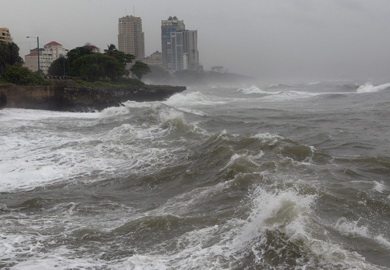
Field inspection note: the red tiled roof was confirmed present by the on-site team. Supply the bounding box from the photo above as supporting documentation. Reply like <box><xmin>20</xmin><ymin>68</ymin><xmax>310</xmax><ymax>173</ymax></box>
<box><xmin>46</xmin><ymin>41</ymin><xmax>62</xmax><ymax>46</ymax></box>
<box><xmin>26</xmin><ymin>51</ymin><xmax>41</xmax><ymax>56</ymax></box>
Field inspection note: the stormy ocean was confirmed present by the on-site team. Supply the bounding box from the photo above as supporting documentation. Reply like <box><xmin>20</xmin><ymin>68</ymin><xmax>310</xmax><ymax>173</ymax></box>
<box><xmin>1</xmin><ymin>81</ymin><xmax>389</xmax><ymax>270</ymax></box>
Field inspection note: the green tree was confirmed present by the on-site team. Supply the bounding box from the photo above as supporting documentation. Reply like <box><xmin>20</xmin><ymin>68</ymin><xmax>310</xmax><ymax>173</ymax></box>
<box><xmin>3</xmin><ymin>65</ymin><xmax>46</xmax><ymax>85</ymax></box>
<box><xmin>66</xmin><ymin>46</ymin><xmax>94</xmax><ymax>76</ymax></box>
<box><xmin>48</xmin><ymin>56</ymin><xmax>68</xmax><ymax>76</ymax></box>
<box><xmin>73</xmin><ymin>54</ymin><xmax>125</xmax><ymax>81</ymax></box>
<box><xmin>0</xmin><ymin>42</ymin><xmax>23</xmax><ymax>76</ymax></box>
<box><xmin>104</xmin><ymin>44</ymin><xmax>135</xmax><ymax>67</ymax></box>
<box><xmin>104</xmin><ymin>44</ymin><xmax>117</xmax><ymax>54</ymax></box>
<box><xmin>130</xmin><ymin>61</ymin><xmax>151</xmax><ymax>80</ymax></box>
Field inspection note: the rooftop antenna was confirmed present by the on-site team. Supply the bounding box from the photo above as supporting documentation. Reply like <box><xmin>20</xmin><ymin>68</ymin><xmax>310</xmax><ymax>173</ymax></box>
<box><xmin>133</xmin><ymin>5</ymin><xmax>136</xmax><ymax>16</ymax></box>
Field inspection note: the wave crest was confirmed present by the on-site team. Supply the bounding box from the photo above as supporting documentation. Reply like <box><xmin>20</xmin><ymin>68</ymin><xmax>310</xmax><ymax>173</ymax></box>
<box><xmin>237</xmin><ymin>85</ymin><xmax>267</xmax><ymax>94</ymax></box>
<box><xmin>357</xmin><ymin>83</ymin><xmax>390</xmax><ymax>93</ymax></box>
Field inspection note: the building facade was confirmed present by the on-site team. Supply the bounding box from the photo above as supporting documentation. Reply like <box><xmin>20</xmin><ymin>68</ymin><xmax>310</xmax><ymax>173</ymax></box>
<box><xmin>161</xmin><ymin>17</ymin><xmax>200</xmax><ymax>72</ymax></box>
<box><xmin>24</xmin><ymin>41</ymin><xmax>68</xmax><ymax>74</ymax></box>
<box><xmin>0</xmin><ymin>28</ymin><xmax>13</xmax><ymax>43</ymax></box>
<box><xmin>143</xmin><ymin>51</ymin><xmax>163</xmax><ymax>66</ymax></box>
<box><xmin>161</xmin><ymin>16</ymin><xmax>185</xmax><ymax>72</ymax></box>
<box><xmin>118</xmin><ymin>15</ymin><xmax>145</xmax><ymax>60</ymax></box>
<box><xmin>183</xmin><ymin>30</ymin><xmax>200</xmax><ymax>71</ymax></box>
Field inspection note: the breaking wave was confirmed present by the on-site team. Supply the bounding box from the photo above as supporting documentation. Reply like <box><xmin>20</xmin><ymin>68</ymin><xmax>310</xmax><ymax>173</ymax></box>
<box><xmin>357</xmin><ymin>83</ymin><xmax>390</xmax><ymax>93</ymax></box>
<box><xmin>237</xmin><ymin>85</ymin><xmax>268</xmax><ymax>94</ymax></box>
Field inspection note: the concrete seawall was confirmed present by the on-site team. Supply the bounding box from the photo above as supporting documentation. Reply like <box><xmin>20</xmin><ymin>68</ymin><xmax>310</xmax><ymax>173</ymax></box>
<box><xmin>0</xmin><ymin>84</ymin><xmax>64</xmax><ymax>110</ymax></box>
<box><xmin>0</xmin><ymin>84</ymin><xmax>186</xmax><ymax>112</ymax></box>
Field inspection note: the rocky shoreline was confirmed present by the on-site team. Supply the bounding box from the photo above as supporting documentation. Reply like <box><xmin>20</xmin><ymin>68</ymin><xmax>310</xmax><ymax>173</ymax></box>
<box><xmin>0</xmin><ymin>84</ymin><xmax>186</xmax><ymax>112</ymax></box>
<box><xmin>0</xmin><ymin>92</ymin><xmax>7</xmax><ymax>109</ymax></box>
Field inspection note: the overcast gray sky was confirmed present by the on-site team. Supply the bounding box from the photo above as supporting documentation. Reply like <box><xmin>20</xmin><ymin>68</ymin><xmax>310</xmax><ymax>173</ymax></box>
<box><xmin>3</xmin><ymin>0</ymin><xmax>390</xmax><ymax>80</ymax></box>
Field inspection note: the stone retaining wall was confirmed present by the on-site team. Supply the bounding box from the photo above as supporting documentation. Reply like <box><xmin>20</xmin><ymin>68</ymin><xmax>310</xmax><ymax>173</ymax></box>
<box><xmin>0</xmin><ymin>84</ymin><xmax>186</xmax><ymax>111</ymax></box>
<box><xmin>0</xmin><ymin>84</ymin><xmax>64</xmax><ymax>110</ymax></box>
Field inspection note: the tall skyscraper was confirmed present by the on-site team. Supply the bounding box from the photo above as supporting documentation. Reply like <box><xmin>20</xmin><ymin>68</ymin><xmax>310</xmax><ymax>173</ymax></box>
<box><xmin>161</xmin><ymin>16</ymin><xmax>200</xmax><ymax>72</ymax></box>
<box><xmin>161</xmin><ymin>16</ymin><xmax>185</xmax><ymax>72</ymax></box>
<box><xmin>118</xmin><ymin>15</ymin><xmax>145</xmax><ymax>60</ymax></box>
<box><xmin>183</xmin><ymin>30</ymin><xmax>200</xmax><ymax>71</ymax></box>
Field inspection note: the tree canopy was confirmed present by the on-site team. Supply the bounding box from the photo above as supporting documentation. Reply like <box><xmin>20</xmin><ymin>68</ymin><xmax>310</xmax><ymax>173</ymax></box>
<box><xmin>3</xmin><ymin>65</ymin><xmax>46</xmax><ymax>85</ymax></box>
<box><xmin>130</xmin><ymin>61</ymin><xmax>151</xmax><ymax>80</ymax></box>
<box><xmin>104</xmin><ymin>44</ymin><xmax>135</xmax><ymax>66</ymax></box>
<box><xmin>66</xmin><ymin>46</ymin><xmax>95</xmax><ymax>76</ymax></box>
<box><xmin>48</xmin><ymin>44</ymin><xmax>137</xmax><ymax>81</ymax></box>
<box><xmin>48</xmin><ymin>56</ymin><xmax>68</xmax><ymax>76</ymax></box>
<box><xmin>0</xmin><ymin>42</ymin><xmax>23</xmax><ymax>76</ymax></box>
<box><xmin>73</xmin><ymin>54</ymin><xmax>125</xmax><ymax>81</ymax></box>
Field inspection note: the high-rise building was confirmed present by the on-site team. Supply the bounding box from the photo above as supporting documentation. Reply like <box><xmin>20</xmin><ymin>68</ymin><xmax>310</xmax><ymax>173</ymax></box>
<box><xmin>183</xmin><ymin>30</ymin><xmax>200</xmax><ymax>71</ymax></box>
<box><xmin>24</xmin><ymin>41</ymin><xmax>68</xmax><ymax>74</ymax></box>
<box><xmin>0</xmin><ymin>28</ymin><xmax>13</xmax><ymax>43</ymax></box>
<box><xmin>161</xmin><ymin>16</ymin><xmax>185</xmax><ymax>72</ymax></box>
<box><xmin>161</xmin><ymin>17</ymin><xmax>200</xmax><ymax>72</ymax></box>
<box><xmin>118</xmin><ymin>15</ymin><xmax>145</xmax><ymax>60</ymax></box>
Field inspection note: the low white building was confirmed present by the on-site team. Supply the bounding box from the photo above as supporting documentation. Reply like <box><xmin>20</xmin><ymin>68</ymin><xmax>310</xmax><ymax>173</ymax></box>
<box><xmin>24</xmin><ymin>41</ymin><xmax>68</xmax><ymax>74</ymax></box>
<box><xmin>143</xmin><ymin>51</ymin><xmax>162</xmax><ymax>66</ymax></box>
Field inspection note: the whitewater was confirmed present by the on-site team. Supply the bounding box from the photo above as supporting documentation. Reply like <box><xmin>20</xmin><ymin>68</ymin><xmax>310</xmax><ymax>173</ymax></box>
<box><xmin>1</xmin><ymin>81</ymin><xmax>389</xmax><ymax>269</ymax></box>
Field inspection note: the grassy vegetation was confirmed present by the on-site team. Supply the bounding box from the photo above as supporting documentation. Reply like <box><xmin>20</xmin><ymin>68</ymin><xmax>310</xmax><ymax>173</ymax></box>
<box><xmin>0</xmin><ymin>78</ymin><xmax>8</xmax><ymax>84</ymax></box>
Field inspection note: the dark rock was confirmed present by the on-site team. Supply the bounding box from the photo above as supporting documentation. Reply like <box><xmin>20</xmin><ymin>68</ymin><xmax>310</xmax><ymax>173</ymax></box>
<box><xmin>0</xmin><ymin>92</ymin><xmax>7</xmax><ymax>109</ymax></box>
<box><xmin>0</xmin><ymin>84</ymin><xmax>186</xmax><ymax>112</ymax></box>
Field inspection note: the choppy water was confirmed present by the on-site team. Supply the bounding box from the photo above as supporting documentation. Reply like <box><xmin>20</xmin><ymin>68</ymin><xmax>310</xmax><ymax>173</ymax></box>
<box><xmin>1</xmin><ymin>81</ymin><xmax>389</xmax><ymax>270</ymax></box>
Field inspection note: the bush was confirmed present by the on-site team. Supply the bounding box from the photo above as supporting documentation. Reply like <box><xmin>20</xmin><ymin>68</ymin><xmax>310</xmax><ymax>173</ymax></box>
<box><xmin>3</xmin><ymin>66</ymin><xmax>46</xmax><ymax>85</ymax></box>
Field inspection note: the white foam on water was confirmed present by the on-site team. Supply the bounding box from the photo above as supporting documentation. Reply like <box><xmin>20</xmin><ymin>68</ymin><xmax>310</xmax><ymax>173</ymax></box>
<box><xmin>116</xmin><ymin>255</ymin><xmax>169</xmax><ymax>270</ymax></box>
<box><xmin>237</xmin><ymin>85</ymin><xmax>268</xmax><ymax>94</ymax></box>
<box><xmin>9</xmin><ymin>256</ymin><xmax>106</xmax><ymax>270</ymax></box>
<box><xmin>164</xmin><ymin>91</ymin><xmax>225</xmax><ymax>107</ymax></box>
<box><xmin>158</xmin><ymin>107</ymin><xmax>185</xmax><ymax>123</ymax></box>
<box><xmin>373</xmin><ymin>181</ymin><xmax>386</xmax><ymax>193</ymax></box>
<box><xmin>260</xmin><ymin>90</ymin><xmax>317</xmax><ymax>101</ymax></box>
<box><xmin>266</xmin><ymin>83</ymin><xmax>292</xmax><ymax>89</ymax></box>
<box><xmin>357</xmin><ymin>82</ymin><xmax>390</xmax><ymax>93</ymax></box>
<box><xmin>252</xmin><ymin>132</ymin><xmax>283</xmax><ymax>146</ymax></box>
<box><xmin>226</xmin><ymin>186</ymin><xmax>381</xmax><ymax>269</ymax></box>
<box><xmin>101</xmin><ymin>100</ymin><xmax>157</xmax><ymax>117</ymax></box>
<box><xmin>232</xmin><ymin>187</ymin><xmax>315</xmax><ymax>250</ymax></box>
<box><xmin>334</xmin><ymin>217</ymin><xmax>369</xmax><ymax>237</ymax></box>
<box><xmin>134</xmin><ymin>184</ymin><xmax>357</xmax><ymax>269</ymax></box>
<box><xmin>219</xmin><ymin>152</ymin><xmax>262</xmax><ymax>174</ymax></box>
<box><xmin>0</xmin><ymin>107</ymin><xmax>186</xmax><ymax>193</ymax></box>
<box><xmin>334</xmin><ymin>218</ymin><xmax>390</xmax><ymax>250</ymax></box>
<box><xmin>307</xmin><ymin>81</ymin><xmax>320</xmax><ymax>85</ymax></box>
<box><xmin>0</xmin><ymin>108</ymin><xmax>100</xmax><ymax>122</ymax></box>
<box><xmin>3</xmin><ymin>180</ymin><xmax>382</xmax><ymax>269</ymax></box>
<box><xmin>374</xmin><ymin>235</ymin><xmax>390</xmax><ymax>250</ymax></box>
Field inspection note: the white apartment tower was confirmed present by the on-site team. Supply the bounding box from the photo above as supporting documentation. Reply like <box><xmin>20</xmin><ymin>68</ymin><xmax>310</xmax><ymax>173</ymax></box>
<box><xmin>118</xmin><ymin>15</ymin><xmax>145</xmax><ymax>60</ymax></box>
<box><xmin>24</xmin><ymin>41</ymin><xmax>68</xmax><ymax>74</ymax></box>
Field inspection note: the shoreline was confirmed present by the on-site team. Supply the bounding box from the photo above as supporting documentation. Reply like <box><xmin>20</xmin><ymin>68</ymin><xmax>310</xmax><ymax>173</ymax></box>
<box><xmin>0</xmin><ymin>84</ymin><xmax>186</xmax><ymax>112</ymax></box>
